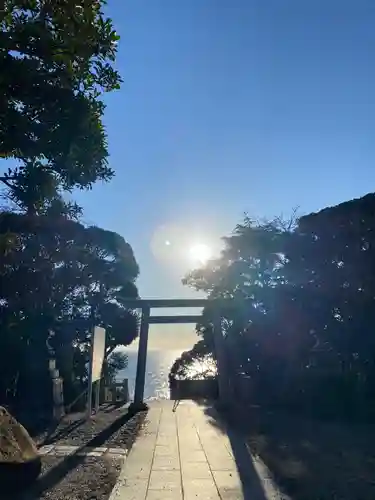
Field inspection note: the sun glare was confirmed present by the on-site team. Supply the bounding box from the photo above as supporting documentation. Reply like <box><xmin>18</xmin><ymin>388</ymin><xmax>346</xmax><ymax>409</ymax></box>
<box><xmin>189</xmin><ymin>243</ymin><xmax>212</xmax><ymax>265</ymax></box>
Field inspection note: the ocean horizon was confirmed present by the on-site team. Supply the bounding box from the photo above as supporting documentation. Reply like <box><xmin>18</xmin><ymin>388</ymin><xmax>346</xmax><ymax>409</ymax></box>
<box><xmin>116</xmin><ymin>349</ymin><xmax>183</xmax><ymax>400</ymax></box>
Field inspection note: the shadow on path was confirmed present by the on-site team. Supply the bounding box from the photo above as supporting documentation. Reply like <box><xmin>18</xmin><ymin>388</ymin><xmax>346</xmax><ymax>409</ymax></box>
<box><xmin>41</xmin><ymin>418</ymin><xmax>85</xmax><ymax>446</ymax></box>
<box><xmin>202</xmin><ymin>403</ymin><xmax>281</xmax><ymax>500</ymax></box>
<box><xmin>201</xmin><ymin>401</ymin><xmax>375</xmax><ymax>500</ymax></box>
<box><xmin>102</xmin><ymin>403</ymin><xmax>125</xmax><ymax>413</ymax></box>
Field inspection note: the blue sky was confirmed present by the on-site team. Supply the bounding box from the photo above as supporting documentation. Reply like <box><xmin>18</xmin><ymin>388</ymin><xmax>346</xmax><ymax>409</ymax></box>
<box><xmin>73</xmin><ymin>0</ymin><xmax>375</xmax><ymax>346</ymax></box>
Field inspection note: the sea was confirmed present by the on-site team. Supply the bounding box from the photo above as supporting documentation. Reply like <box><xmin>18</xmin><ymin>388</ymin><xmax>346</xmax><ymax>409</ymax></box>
<box><xmin>116</xmin><ymin>349</ymin><xmax>183</xmax><ymax>400</ymax></box>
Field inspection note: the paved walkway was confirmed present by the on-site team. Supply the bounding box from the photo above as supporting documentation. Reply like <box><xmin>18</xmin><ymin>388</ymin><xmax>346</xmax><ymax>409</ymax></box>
<box><xmin>110</xmin><ymin>400</ymin><xmax>286</xmax><ymax>500</ymax></box>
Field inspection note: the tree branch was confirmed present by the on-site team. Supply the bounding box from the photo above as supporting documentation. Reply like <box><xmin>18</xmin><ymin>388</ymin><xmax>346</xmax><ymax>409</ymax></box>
<box><xmin>105</xmin><ymin>345</ymin><xmax>116</xmax><ymax>358</ymax></box>
<box><xmin>0</xmin><ymin>177</ymin><xmax>16</xmax><ymax>186</ymax></box>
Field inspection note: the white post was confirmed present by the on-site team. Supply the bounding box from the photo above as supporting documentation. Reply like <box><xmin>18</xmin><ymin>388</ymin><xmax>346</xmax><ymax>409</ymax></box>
<box><xmin>87</xmin><ymin>326</ymin><xmax>106</xmax><ymax>418</ymax></box>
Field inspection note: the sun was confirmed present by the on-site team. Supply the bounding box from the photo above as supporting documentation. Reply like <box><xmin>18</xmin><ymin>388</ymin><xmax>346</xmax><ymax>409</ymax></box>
<box><xmin>189</xmin><ymin>243</ymin><xmax>212</xmax><ymax>265</ymax></box>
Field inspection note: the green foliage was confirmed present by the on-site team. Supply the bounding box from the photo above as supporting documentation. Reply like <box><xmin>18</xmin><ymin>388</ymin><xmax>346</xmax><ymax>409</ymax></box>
<box><xmin>0</xmin><ymin>0</ymin><xmax>121</xmax><ymax>211</ymax></box>
<box><xmin>169</xmin><ymin>340</ymin><xmax>216</xmax><ymax>381</ymax></box>
<box><xmin>0</xmin><ymin>2</ymin><xmax>139</xmax><ymax>415</ymax></box>
<box><xmin>103</xmin><ymin>351</ymin><xmax>128</xmax><ymax>385</ymax></box>
<box><xmin>180</xmin><ymin>194</ymin><xmax>375</xmax><ymax>420</ymax></box>
<box><xmin>0</xmin><ymin>211</ymin><xmax>139</xmax><ymax>406</ymax></box>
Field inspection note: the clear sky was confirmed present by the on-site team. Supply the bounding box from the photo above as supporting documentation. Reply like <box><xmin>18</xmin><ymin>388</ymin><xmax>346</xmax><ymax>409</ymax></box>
<box><xmin>74</xmin><ymin>0</ymin><xmax>375</xmax><ymax>349</ymax></box>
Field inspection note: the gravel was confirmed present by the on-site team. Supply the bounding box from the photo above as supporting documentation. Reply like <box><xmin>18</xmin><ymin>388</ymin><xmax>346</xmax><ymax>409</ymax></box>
<box><xmin>20</xmin><ymin>455</ymin><xmax>122</xmax><ymax>500</ymax></box>
<box><xmin>1</xmin><ymin>405</ymin><xmax>147</xmax><ymax>500</ymax></box>
<box><xmin>34</xmin><ymin>405</ymin><xmax>144</xmax><ymax>449</ymax></box>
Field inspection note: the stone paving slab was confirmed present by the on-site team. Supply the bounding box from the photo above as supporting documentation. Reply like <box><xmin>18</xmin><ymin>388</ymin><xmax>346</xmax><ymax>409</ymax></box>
<box><xmin>39</xmin><ymin>444</ymin><xmax>54</xmax><ymax>455</ymax></box>
<box><xmin>110</xmin><ymin>400</ymin><xmax>287</xmax><ymax>500</ymax></box>
<box><xmin>38</xmin><ymin>444</ymin><xmax>127</xmax><ymax>458</ymax></box>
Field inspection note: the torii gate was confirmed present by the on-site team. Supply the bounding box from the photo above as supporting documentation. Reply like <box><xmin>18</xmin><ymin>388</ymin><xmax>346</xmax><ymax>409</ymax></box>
<box><xmin>122</xmin><ymin>299</ymin><xmax>231</xmax><ymax>410</ymax></box>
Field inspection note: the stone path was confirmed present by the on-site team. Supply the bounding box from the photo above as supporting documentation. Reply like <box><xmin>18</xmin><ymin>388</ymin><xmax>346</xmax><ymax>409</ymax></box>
<box><xmin>109</xmin><ymin>400</ymin><xmax>287</xmax><ymax>500</ymax></box>
<box><xmin>38</xmin><ymin>444</ymin><xmax>127</xmax><ymax>458</ymax></box>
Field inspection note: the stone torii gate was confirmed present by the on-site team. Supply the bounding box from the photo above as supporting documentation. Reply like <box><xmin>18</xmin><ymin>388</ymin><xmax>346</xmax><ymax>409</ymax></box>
<box><xmin>122</xmin><ymin>299</ymin><xmax>231</xmax><ymax>410</ymax></box>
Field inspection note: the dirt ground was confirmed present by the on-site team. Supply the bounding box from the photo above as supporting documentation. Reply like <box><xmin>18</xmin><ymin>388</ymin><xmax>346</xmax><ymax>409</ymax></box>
<box><xmin>0</xmin><ymin>405</ymin><xmax>147</xmax><ymax>500</ymax></box>
<box><xmin>20</xmin><ymin>455</ymin><xmax>122</xmax><ymax>500</ymax></box>
<box><xmin>33</xmin><ymin>404</ymin><xmax>143</xmax><ymax>448</ymax></box>
<box><xmin>241</xmin><ymin>408</ymin><xmax>375</xmax><ymax>500</ymax></box>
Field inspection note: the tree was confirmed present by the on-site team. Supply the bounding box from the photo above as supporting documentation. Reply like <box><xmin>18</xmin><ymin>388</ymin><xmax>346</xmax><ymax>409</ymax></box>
<box><xmin>171</xmin><ymin>217</ymin><xmax>283</xmax><ymax>387</ymax></box>
<box><xmin>1</xmin><ymin>0</ymin><xmax>121</xmax><ymax>211</ymax></box>
<box><xmin>0</xmin><ymin>211</ymin><xmax>139</xmax><ymax>407</ymax></box>
<box><xmin>283</xmin><ymin>194</ymin><xmax>375</xmax><ymax>387</ymax></box>
<box><xmin>169</xmin><ymin>340</ymin><xmax>216</xmax><ymax>381</ymax></box>
<box><xmin>180</xmin><ymin>194</ymin><xmax>375</xmax><ymax>418</ymax></box>
<box><xmin>182</xmin><ymin>216</ymin><xmax>291</xmax><ymax>372</ymax></box>
<box><xmin>0</xmin><ymin>2</ymin><xmax>141</xmax><ymax>414</ymax></box>
<box><xmin>103</xmin><ymin>351</ymin><xmax>128</xmax><ymax>385</ymax></box>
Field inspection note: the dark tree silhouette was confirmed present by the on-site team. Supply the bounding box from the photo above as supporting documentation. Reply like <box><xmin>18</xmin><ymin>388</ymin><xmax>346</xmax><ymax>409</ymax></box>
<box><xmin>177</xmin><ymin>194</ymin><xmax>375</xmax><ymax>420</ymax></box>
<box><xmin>0</xmin><ymin>211</ymin><xmax>139</xmax><ymax>408</ymax></box>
